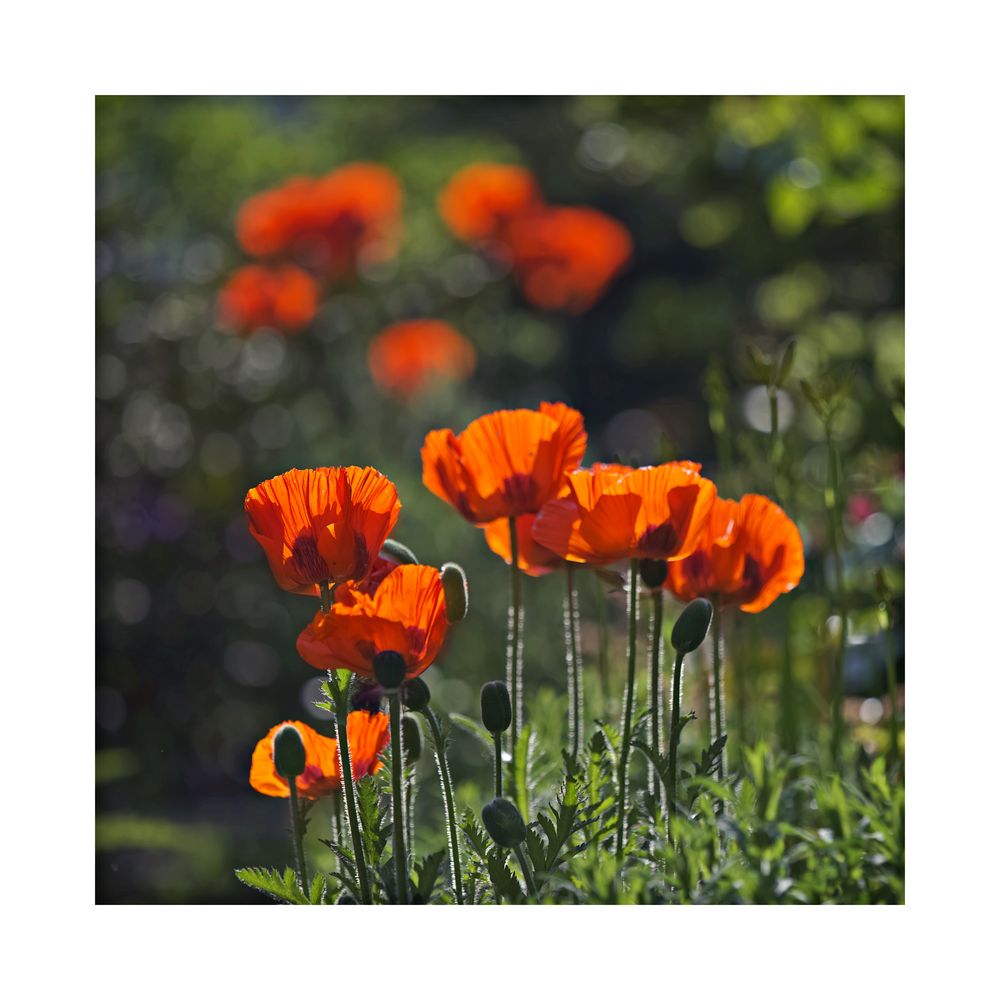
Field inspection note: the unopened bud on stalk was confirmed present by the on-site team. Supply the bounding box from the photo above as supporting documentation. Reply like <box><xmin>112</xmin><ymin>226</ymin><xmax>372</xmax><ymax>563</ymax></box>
<box><xmin>440</xmin><ymin>562</ymin><xmax>469</xmax><ymax>622</ymax></box>
<box><xmin>373</xmin><ymin>650</ymin><xmax>407</xmax><ymax>691</ymax></box>
<box><xmin>380</xmin><ymin>538</ymin><xmax>419</xmax><ymax>565</ymax></box>
<box><xmin>480</xmin><ymin>681</ymin><xmax>512</xmax><ymax>735</ymax></box>
<box><xmin>482</xmin><ymin>797</ymin><xmax>526</xmax><ymax>848</ymax></box>
<box><xmin>273</xmin><ymin>724</ymin><xmax>306</xmax><ymax>779</ymax></box>
<box><xmin>401</xmin><ymin>714</ymin><xmax>423</xmax><ymax>764</ymax></box>
<box><xmin>639</xmin><ymin>558</ymin><xmax>667</xmax><ymax>590</ymax></box>
<box><xmin>671</xmin><ymin>598</ymin><xmax>713</xmax><ymax>654</ymax></box>
<box><xmin>402</xmin><ymin>677</ymin><xmax>431</xmax><ymax>712</ymax></box>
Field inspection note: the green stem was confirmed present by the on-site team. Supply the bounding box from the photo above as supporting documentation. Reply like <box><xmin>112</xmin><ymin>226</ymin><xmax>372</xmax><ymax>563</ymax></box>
<box><xmin>333</xmin><ymin>691</ymin><xmax>372</xmax><ymax>904</ymax></box>
<box><xmin>595</xmin><ymin>571</ymin><xmax>609</xmax><ymax>717</ymax></box>
<box><xmin>493</xmin><ymin>733</ymin><xmax>503</xmax><ymax>798</ymax></box>
<box><xmin>424</xmin><ymin>709</ymin><xmax>464</xmax><ymax>904</ymax></box>
<box><xmin>666</xmin><ymin>650</ymin><xmax>686</xmax><ymax>839</ymax></box>
<box><xmin>287</xmin><ymin>780</ymin><xmax>308</xmax><ymax>892</ymax></box>
<box><xmin>768</xmin><ymin>386</ymin><xmax>781</xmax><ymax>501</ymax></box>
<box><xmin>826</xmin><ymin>425</ymin><xmax>847</xmax><ymax>767</ymax></box>
<box><xmin>648</xmin><ymin>588</ymin><xmax>664</xmax><ymax>802</ymax></box>
<box><xmin>389</xmin><ymin>692</ymin><xmax>409</xmax><ymax>904</ymax></box>
<box><xmin>615</xmin><ymin>559</ymin><xmax>640</xmax><ymax>860</ymax></box>
<box><xmin>711</xmin><ymin>599</ymin><xmax>725</xmax><ymax>783</ymax></box>
<box><xmin>514</xmin><ymin>843</ymin><xmax>538</xmax><ymax>899</ymax></box>
<box><xmin>507</xmin><ymin>517</ymin><xmax>524</xmax><ymax>749</ymax></box>
<box><xmin>881</xmin><ymin>603</ymin><xmax>901</xmax><ymax>776</ymax></box>
<box><xmin>565</xmin><ymin>565</ymin><xmax>583</xmax><ymax>759</ymax></box>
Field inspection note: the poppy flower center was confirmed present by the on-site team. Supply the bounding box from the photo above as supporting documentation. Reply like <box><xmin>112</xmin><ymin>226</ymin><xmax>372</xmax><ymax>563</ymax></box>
<box><xmin>637</xmin><ymin>521</ymin><xmax>679</xmax><ymax>557</ymax></box>
<box><xmin>501</xmin><ymin>473</ymin><xmax>539</xmax><ymax>515</ymax></box>
<box><xmin>291</xmin><ymin>534</ymin><xmax>330</xmax><ymax>584</ymax></box>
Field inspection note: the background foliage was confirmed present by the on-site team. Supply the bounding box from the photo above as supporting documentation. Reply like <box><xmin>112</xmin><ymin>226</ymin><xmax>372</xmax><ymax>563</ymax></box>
<box><xmin>95</xmin><ymin>96</ymin><xmax>903</xmax><ymax>903</ymax></box>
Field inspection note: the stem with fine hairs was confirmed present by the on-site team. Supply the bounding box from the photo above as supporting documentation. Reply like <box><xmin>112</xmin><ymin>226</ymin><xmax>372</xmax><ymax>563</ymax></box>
<box><xmin>506</xmin><ymin>517</ymin><xmax>524</xmax><ymax>750</ymax></box>
<box><xmin>565</xmin><ymin>565</ymin><xmax>583</xmax><ymax>759</ymax></box>
<box><xmin>666</xmin><ymin>648</ymin><xmax>686</xmax><ymax>839</ymax></box>
<box><xmin>711</xmin><ymin>598</ymin><xmax>726</xmax><ymax>783</ymax></box>
<box><xmin>880</xmin><ymin>601</ymin><xmax>901</xmax><ymax>776</ymax></box>
<box><xmin>388</xmin><ymin>691</ymin><xmax>409</xmax><ymax>904</ymax></box>
<box><xmin>647</xmin><ymin>587</ymin><xmax>664</xmax><ymax>802</ymax></box>
<box><xmin>287</xmin><ymin>780</ymin><xmax>308</xmax><ymax>892</ymax></box>
<box><xmin>615</xmin><ymin>559</ymin><xmax>640</xmax><ymax>860</ymax></box>
<box><xmin>493</xmin><ymin>733</ymin><xmax>503</xmax><ymax>797</ymax></box>
<box><xmin>423</xmin><ymin>708</ymin><xmax>464</xmax><ymax>904</ymax></box>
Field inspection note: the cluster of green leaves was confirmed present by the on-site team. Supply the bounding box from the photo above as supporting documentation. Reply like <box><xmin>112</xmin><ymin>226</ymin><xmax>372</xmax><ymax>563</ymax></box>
<box><xmin>237</xmin><ymin>708</ymin><xmax>902</xmax><ymax>904</ymax></box>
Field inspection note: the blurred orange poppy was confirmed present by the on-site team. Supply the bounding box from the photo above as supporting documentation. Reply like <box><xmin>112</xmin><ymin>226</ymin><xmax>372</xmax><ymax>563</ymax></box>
<box><xmin>216</xmin><ymin>263</ymin><xmax>319</xmax><ymax>334</ymax></box>
<box><xmin>506</xmin><ymin>206</ymin><xmax>632</xmax><ymax>312</ymax></box>
<box><xmin>236</xmin><ymin>163</ymin><xmax>402</xmax><ymax>280</ymax></box>
<box><xmin>667</xmin><ymin>493</ymin><xmax>804</xmax><ymax>613</ymax></box>
<box><xmin>245</xmin><ymin>466</ymin><xmax>401</xmax><ymax>596</ymax></box>
<box><xmin>481</xmin><ymin>513</ymin><xmax>565</xmax><ymax>577</ymax></box>
<box><xmin>249</xmin><ymin>714</ymin><xmax>390</xmax><ymax>799</ymax></box>
<box><xmin>421</xmin><ymin>402</ymin><xmax>587</xmax><ymax>524</ymax></box>
<box><xmin>531</xmin><ymin>462</ymin><xmax>716</xmax><ymax>565</ymax></box>
<box><xmin>297</xmin><ymin>563</ymin><xmax>449</xmax><ymax>679</ymax></box>
<box><xmin>439</xmin><ymin>163</ymin><xmax>543</xmax><ymax>243</ymax></box>
<box><xmin>367</xmin><ymin>320</ymin><xmax>476</xmax><ymax>399</ymax></box>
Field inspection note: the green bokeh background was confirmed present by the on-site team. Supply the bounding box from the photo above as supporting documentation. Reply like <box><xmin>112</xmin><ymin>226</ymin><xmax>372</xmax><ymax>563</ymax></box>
<box><xmin>96</xmin><ymin>96</ymin><xmax>903</xmax><ymax>903</ymax></box>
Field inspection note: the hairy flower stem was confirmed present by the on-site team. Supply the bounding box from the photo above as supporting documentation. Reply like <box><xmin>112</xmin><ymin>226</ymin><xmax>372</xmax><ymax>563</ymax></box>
<box><xmin>287</xmin><ymin>780</ymin><xmax>308</xmax><ymax>892</ymax></box>
<box><xmin>710</xmin><ymin>599</ymin><xmax>726</xmax><ymax>784</ymax></box>
<box><xmin>879</xmin><ymin>602</ymin><xmax>901</xmax><ymax>776</ymax></box>
<box><xmin>647</xmin><ymin>588</ymin><xmax>664</xmax><ymax>802</ymax></box>
<box><xmin>565</xmin><ymin>565</ymin><xmax>583</xmax><ymax>759</ymax></box>
<box><xmin>493</xmin><ymin>733</ymin><xmax>503</xmax><ymax>797</ymax></box>
<box><xmin>423</xmin><ymin>708</ymin><xmax>464</xmax><ymax>904</ymax></box>
<box><xmin>514</xmin><ymin>843</ymin><xmax>538</xmax><ymax>899</ymax></box>
<box><xmin>615</xmin><ymin>559</ymin><xmax>640</xmax><ymax>860</ymax></box>
<box><xmin>332</xmin><ymin>687</ymin><xmax>372</xmax><ymax>904</ymax></box>
<box><xmin>825</xmin><ymin>425</ymin><xmax>847</xmax><ymax>767</ymax></box>
<box><xmin>388</xmin><ymin>692</ymin><xmax>409</xmax><ymax>904</ymax></box>
<box><xmin>666</xmin><ymin>649</ymin><xmax>686</xmax><ymax>839</ymax></box>
<box><xmin>595</xmin><ymin>572</ymin><xmax>609</xmax><ymax>714</ymax></box>
<box><xmin>507</xmin><ymin>517</ymin><xmax>524</xmax><ymax>749</ymax></box>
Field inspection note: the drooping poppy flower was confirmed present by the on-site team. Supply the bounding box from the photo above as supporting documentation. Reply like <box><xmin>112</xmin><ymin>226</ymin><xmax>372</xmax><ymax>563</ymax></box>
<box><xmin>421</xmin><ymin>402</ymin><xmax>587</xmax><ymax>524</ymax></box>
<box><xmin>505</xmin><ymin>206</ymin><xmax>632</xmax><ymax>312</ymax></box>
<box><xmin>236</xmin><ymin>163</ymin><xmax>402</xmax><ymax>281</ymax></box>
<box><xmin>216</xmin><ymin>263</ymin><xmax>320</xmax><ymax>334</ymax></box>
<box><xmin>297</xmin><ymin>563</ymin><xmax>449</xmax><ymax>680</ymax></box>
<box><xmin>531</xmin><ymin>461</ymin><xmax>717</xmax><ymax>566</ymax></box>
<box><xmin>244</xmin><ymin>466</ymin><xmax>401</xmax><ymax>596</ymax></box>
<box><xmin>439</xmin><ymin>163</ymin><xmax>543</xmax><ymax>244</ymax></box>
<box><xmin>481</xmin><ymin>513</ymin><xmax>565</xmax><ymax>577</ymax></box>
<box><xmin>249</xmin><ymin>714</ymin><xmax>390</xmax><ymax>799</ymax></box>
<box><xmin>666</xmin><ymin>493</ymin><xmax>804</xmax><ymax>613</ymax></box>
<box><xmin>367</xmin><ymin>320</ymin><xmax>476</xmax><ymax>399</ymax></box>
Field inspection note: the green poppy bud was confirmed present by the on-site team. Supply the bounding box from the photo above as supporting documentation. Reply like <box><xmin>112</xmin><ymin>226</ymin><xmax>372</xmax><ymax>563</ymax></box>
<box><xmin>380</xmin><ymin>538</ymin><xmax>419</xmax><ymax>565</ymax></box>
<box><xmin>482</xmin><ymin>797</ymin><xmax>526</xmax><ymax>848</ymax></box>
<box><xmin>401</xmin><ymin>714</ymin><xmax>423</xmax><ymax>764</ymax></box>
<box><xmin>402</xmin><ymin>677</ymin><xmax>431</xmax><ymax>712</ymax></box>
<box><xmin>440</xmin><ymin>562</ymin><xmax>469</xmax><ymax>622</ymax></box>
<box><xmin>671</xmin><ymin>598</ymin><xmax>713</xmax><ymax>654</ymax></box>
<box><xmin>480</xmin><ymin>680</ymin><xmax>512</xmax><ymax>735</ymax></box>
<box><xmin>273</xmin><ymin>724</ymin><xmax>306</xmax><ymax>779</ymax></box>
<box><xmin>639</xmin><ymin>558</ymin><xmax>667</xmax><ymax>590</ymax></box>
<box><xmin>373</xmin><ymin>650</ymin><xmax>407</xmax><ymax>690</ymax></box>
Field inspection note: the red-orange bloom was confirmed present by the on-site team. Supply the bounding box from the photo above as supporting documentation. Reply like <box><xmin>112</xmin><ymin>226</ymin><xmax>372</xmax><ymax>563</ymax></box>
<box><xmin>216</xmin><ymin>263</ymin><xmax>320</xmax><ymax>334</ymax></box>
<box><xmin>667</xmin><ymin>494</ymin><xmax>804</xmax><ymax>613</ymax></box>
<box><xmin>439</xmin><ymin>163</ymin><xmax>543</xmax><ymax>243</ymax></box>
<box><xmin>249</xmin><ymin>714</ymin><xmax>390</xmax><ymax>799</ymax></box>
<box><xmin>297</xmin><ymin>564</ymin><xmax>449</xmax><ymax>680</ymax></box>
<box><xmin>245</xmin><ymin>467</ymin><xmax>401</xmax><ymax>596</ymax></box>
<box><xmin>531</xmin><ymin>462</ymin><xmax>717</xmax><ymax>565</ymax></box>
<box><xmin>367</xmin><ymin>320</ymin><xmax>476</xmax><ymax>399</ymax></box>
<box><xmin>236</xmin><ymin>163</ymin><xmax>402</xmax><ymax>281</ymax></box>
<box><xmin>481</xmin><ymin>513</ymin><xmax>565</xmax><ymax>577</ymax></box>
<box><xmin>421</xmin><ymin>402</ymin><xmax>587</xmax><ymax>524</ymax></box>
<box><xmin>506</xmin><ymin>206</ymin><xmax>633</xmax><ymax>312</ymax></box>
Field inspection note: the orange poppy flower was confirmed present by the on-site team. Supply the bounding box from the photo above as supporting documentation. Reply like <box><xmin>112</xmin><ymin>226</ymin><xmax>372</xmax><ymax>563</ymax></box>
<box><xmin>244</xmin><ymin>466</ymin><xmax>401</xmax><ymax>596</ymax></box>
<box><xmin>667</xmin><ymin>494</ymin><xmax>804</xmax><ymax>613</ymax></box>
<box><xmin>421</xmin><ymin>402</ymin><xmax>587</xmax><ymax>524</ymax></box>
<box><xmin>367</xmin><ymin>320</ymin><xmax>476</xmax><ymax>399</ymax></box>
<box><xmin>531</xmin><ymin>461</ymin><xmax>717</xmax><ymax>565</ymax></box>
<box><xmin>506</xmin><ymin>206</ymin><xmax>632</xmax><ymax>312</ymax></box>
<box><xmin>439</xmin><ymin>163</ymin><xmax>543</xmax><ymax>244</ymax></box>
<box><xmin>481</xmin><ymin>513</ymin><xmax>565</xmax><ymax>577</ymax></box>
<box><xmin>297</xmin><ymin>563</ymin><xmax>449</xmax><ymax>680</ymax></box>
<box><xmin>249</xmin><ymin>714</ymin><xmax>390</xmax><ymax>799</ymax></box>
<box><xmin>216</xmin><ymin>263</ymin><xmax>320</xmax><ymax>334</ymax></box>
<box><xmin>236</xmin><ymin>163</ymin><xmax>402</xmax><ymax>281</ymax></box>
